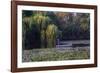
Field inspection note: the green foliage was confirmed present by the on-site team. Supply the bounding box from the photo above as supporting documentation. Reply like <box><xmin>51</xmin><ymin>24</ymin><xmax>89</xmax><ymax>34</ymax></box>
<box><xmin>46</xmin><ymin>24</ymin><xmax>58</xmax><ymax>48</ymax></box>
<box><xmin>41</xmin><ymin>30</ymin><xmax>45</xmax><ymax>48</ymax></box>
<box><xmin>80</xmin><ymin>18</ymin><xmax>89</xmax><ymax>31</ymax></box>
<box><xmin>31</xmin><ymin>49</ymin><xmax>89</xmax><ymax>61</ymax></box>
<box><xmin>22</xmin><ymin>17</ymin><xmax>32</xmax><ymax>49</ymax></box>
<box><xmin>23</xmin><ymin>12</ymin><xmax>59</xmax><ymax>48</ymax></box>
<box><xmin>22</xmin><ymin>10</ymin><xmax>33</xmax><ymax>17</ymax></box>
<box><xmin>31</xmin><ymin>14</ymin><xmax>51</xmax><ymax>30</ymax></box>
<box><xmin>22</xmin><ymin>17</ymin><xmax>31</xmax><ymax>30</ymax></box>
<box><xmin>32</xmin><ymin>14</ymin><xmax>54</xmax><ymax>48</ymax></box>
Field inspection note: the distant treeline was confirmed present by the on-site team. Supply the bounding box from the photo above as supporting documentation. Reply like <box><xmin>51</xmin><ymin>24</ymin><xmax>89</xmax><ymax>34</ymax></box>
<box><xmin>22</xmin><ymin>10</ymin><xmax>90</xmax><ymax>49</ymax></box>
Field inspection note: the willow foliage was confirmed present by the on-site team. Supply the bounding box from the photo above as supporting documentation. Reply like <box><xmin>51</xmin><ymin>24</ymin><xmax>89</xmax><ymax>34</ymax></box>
<box><xmin>46</xmin><ymin>24</ymin><xmax>58</xmax><ymax>48</ymax></box>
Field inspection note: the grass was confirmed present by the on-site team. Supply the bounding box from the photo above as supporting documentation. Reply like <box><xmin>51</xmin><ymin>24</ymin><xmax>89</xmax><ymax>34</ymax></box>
<box><xmin>31</xmin><ymin>48</ymin><xmax>89</xmax><ymax>61</ymax></box>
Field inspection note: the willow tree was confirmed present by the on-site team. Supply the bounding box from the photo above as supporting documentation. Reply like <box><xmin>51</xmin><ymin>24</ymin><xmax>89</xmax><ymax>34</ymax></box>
<box><xmin>22</xmin><ymin>12</ymin><xmax>59</xmax><ymax>49</ymax></box>
<box><xmin>46</xmin><ymin>24</ymin><xmax>58</xmax><ymax>48</ymax></box>
<box><xmin>22</xmin><ymin>17</ymin><xmax>32</xmax><ymax>49</ymax></box>
<box><xmin>31</xmin><ymin>13</ymin><xmax>51</xmax><ymax>48</ymax></box>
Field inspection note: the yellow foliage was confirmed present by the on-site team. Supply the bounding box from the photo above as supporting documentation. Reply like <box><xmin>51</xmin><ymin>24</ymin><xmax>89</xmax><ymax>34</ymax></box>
<box><xmin>46</xmin><ymin>24</ymin><xmax>58</xmax><ymax>48</ymax></box>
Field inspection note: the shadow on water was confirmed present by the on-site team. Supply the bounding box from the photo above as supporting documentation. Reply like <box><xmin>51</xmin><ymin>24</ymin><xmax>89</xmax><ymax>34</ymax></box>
<box><xmin>72</xmin><ymin>43</ymin><xmax>90</xmax><ymax>47</ymax></box>
<box><xmin>56</xmin><ymin>40</ymin><xmax>90</xmax><ymax>48</ymax></box>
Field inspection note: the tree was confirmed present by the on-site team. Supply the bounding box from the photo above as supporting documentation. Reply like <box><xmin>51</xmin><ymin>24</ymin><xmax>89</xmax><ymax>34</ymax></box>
<box><xmin>22</xmin><ymin>10</ymin><xmax>33</xmax><ymax>17</ymax></box>
<box><xmin>22</xmin><ymin>17</ymin><xmax>32</xmax><ymax>49</ymax></box>
<box><xmin>31</xmin><ymin>13</ymin><xmax>52</xmax><ymax>48</ymax></box>
<box><xmin>46</xmin><ymin>24</ymin><xmax>58</xmax><ymax>48</ymax></box>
